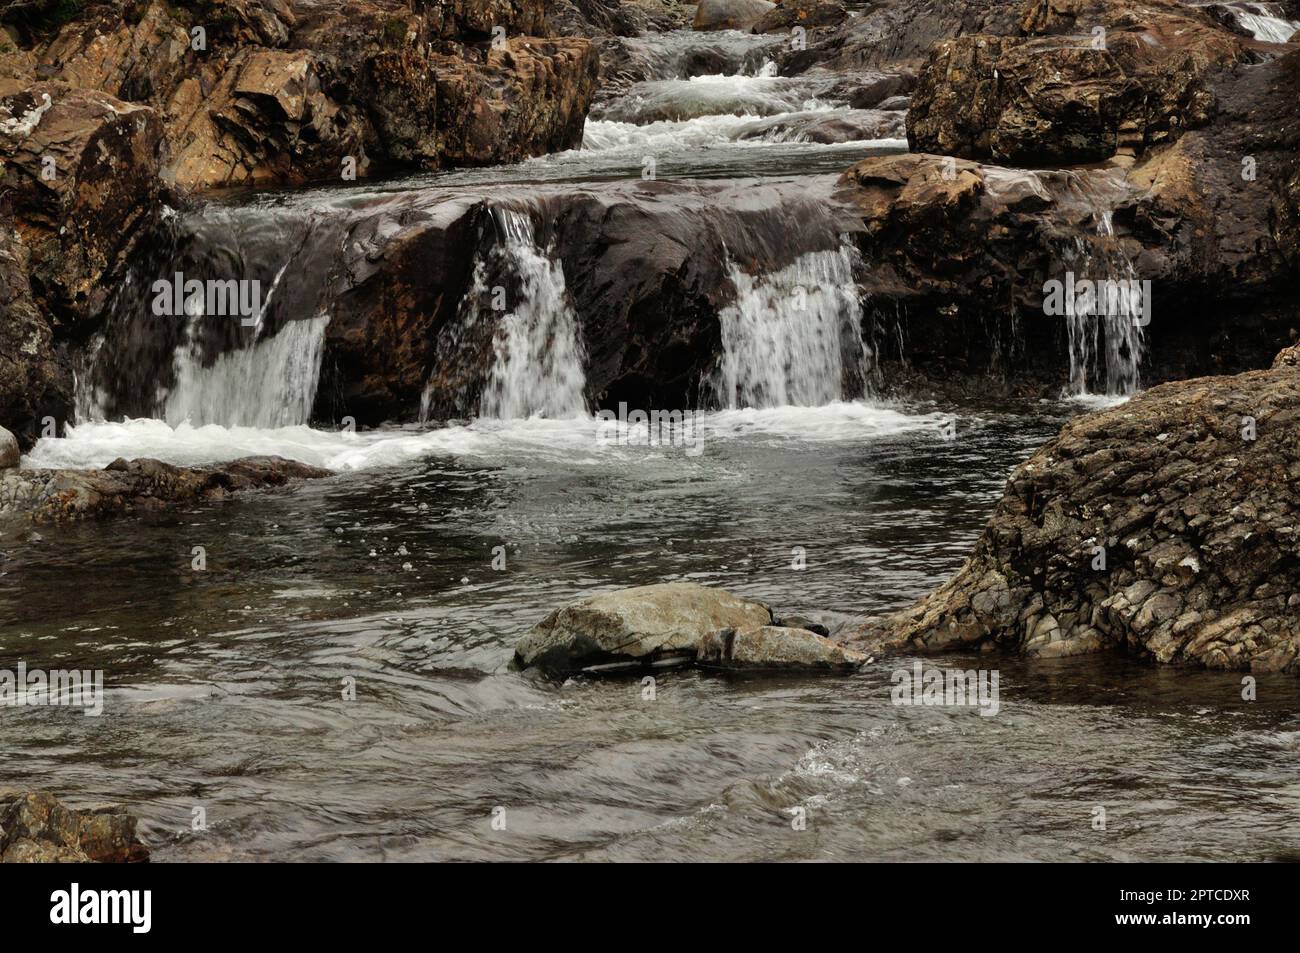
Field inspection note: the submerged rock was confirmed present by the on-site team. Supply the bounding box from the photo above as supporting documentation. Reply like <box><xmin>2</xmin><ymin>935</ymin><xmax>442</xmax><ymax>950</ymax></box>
<box><xmin>698</xmin><ymin>625</ymin><xmax>868</xmax><ymax>670</ymax></box>
<box><xmin>515</xmin><ymin>582</ymin><xmax>774</xmax><ymax>674</ymax></box>
<box><xmin>0</xmin><ymin>456</ymin><xmax>332</xmax><ymax>522</ymax></box>
<box><xmin>847</xmin><ymin>345</ymin><xmax>1300</xmax><ymax>674</ymax></box>
<box><xmin>0</xmin><ymin>791</ymin><xmax>148</xmax><ymax>863</ymax></box>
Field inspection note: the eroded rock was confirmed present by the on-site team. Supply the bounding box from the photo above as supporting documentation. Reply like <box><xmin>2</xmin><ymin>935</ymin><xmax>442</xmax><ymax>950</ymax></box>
<box><xmin>0</xmin><ymin>791</ymin><xmax>148</xmax><ymax>863</ymax></box>
<box><xmin>514</xmin><ymin>582</ymin><xmax>774</xmax><ymax>674</ymax></box>
<box><xmin>847</xmin><ymin>344</ymin><xmax>1300</xmax><ymax>673</ymax></box>
<box><xmin>694</xmin><ymin>0</ymin><xmax>777</xmax><ymax>32</ymax></box>
<box><xmin>698</xmin><ymin>624</ymin><xmax>868</xmax><ymax>670</ymax></box>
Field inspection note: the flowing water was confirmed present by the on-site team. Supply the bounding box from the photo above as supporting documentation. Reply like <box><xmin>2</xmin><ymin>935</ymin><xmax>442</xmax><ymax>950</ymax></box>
<box><xmin>4</xmin><ymin>27</ymin><xmax>1298</xmax><ymax>862</ymax></box>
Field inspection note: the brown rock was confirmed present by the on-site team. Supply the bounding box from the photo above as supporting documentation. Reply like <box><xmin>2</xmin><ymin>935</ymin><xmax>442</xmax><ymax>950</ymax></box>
<box><xmin>0</xmin><ymin>792</ymin><xmax>148</xmax><ymax>863</ymax></box>
<box><xmin>753</xmin><ymin>0</ymin><xmax>848</xmax><ymax>35</ymax></box>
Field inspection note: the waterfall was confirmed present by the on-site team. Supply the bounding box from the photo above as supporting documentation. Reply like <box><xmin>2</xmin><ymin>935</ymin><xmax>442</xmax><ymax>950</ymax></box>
<box><xmin>161</xmin><ymin>315</ymin><xmax>330</xmax><ymax>428</ymax></box>
<box><xmin>475</xmin><ymin>209</ymin><xmax>589</xmax><ymax>420</ymax></box>
<box><xmin>1236</xmin><ymin>3</ymin><xmax>1298</xmax><ymax>41</ymax></box>
<box><xmin>1060</xmin><ymin>211</ymin><xmax>1146</xmax><ymax>397</ymax></box>
<box><xmin>712</xmin><ymin>245</ymin><xmax>869</xmax><ymax>409</ymax></box>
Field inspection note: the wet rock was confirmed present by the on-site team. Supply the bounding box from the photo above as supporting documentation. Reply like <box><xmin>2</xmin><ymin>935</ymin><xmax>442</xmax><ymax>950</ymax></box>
<box><xmin>752</xmin><ymin>0</ymin><xmax>848</xmax><ymax>34</ymax></box>
<box><xmin>0</xmin><ymin>791</ymin><xmax>148</xmax><ymax>863</ymax></box>
<box><xmin>0</xmin><ymin>426</ymin><xmax>19</xmax><ymax>469</ymax></box>
<box><xmin>772</xmin><ymin>613</ymin><xmax>831</xmax><ymax>636</ymax></box>
<box><xmin>0</xmin><ymin>456</ymin><xmax>332</xmax><ymax>522</ymax></box>
<box><xmin>514</xmin><ymin>582</ymin><xmax>774</xmax><ymax>674</ymax></box>
<box><xmin>846</xmin><ymin>344</ymin><xmax>1300</xmax><ymax>674</ymax></box>
<box><xmin>0</xmin><ymin>82</ymin><xmax>163</xmax><ymax>322</ymax></box>
<box><xmin>698</xmin><ymin>624</ymin><xmax>868</xmax><ymax>670</ymax></box>
<box><xmin>694</xmin><ymin>0</ymin><xmax>777</xmax><ymax>32</ymax></box>
<box><xmin>907</xmin><ymin>0</ymin><xmax>1253</xmax><ymax>165</ymax></box>
<box><xmin>5</xmin><ymin>0</ymin><xmax>600</xmax><ymax>189</ymax></box>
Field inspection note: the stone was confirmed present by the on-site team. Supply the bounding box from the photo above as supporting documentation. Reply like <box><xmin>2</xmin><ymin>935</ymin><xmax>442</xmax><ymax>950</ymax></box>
<box><xmin>693</xmin><ymin>0</ymin><xmax>777</xmax><ymax>32</ymax></box>
<box><xmin>752</xmin><ymin>0</ymin><xmax>848</xmax><ymax>35</ymax></box>
<box><xmin>846</xmin><ymin>343</ymin><xmax>1300</xmax><ymax>674</ymax></box>
<box><xmin>0</xmin><ymin>426</ymin><xmax>18</xmax><ymax>469</ymax></box>
<box><xmin>0</xmin><ymin>791</ymin><xmax>148</xmax><ymax>863</ymax></box>
<box><xmin>698</xmin><ymin>625</ymin><xmax>868</xmax><ymax>670</ymax></box>
<box><xmin>514</xmin><ymin>582</ymin><xmax>773</xmax><ymax>674</ymax></box>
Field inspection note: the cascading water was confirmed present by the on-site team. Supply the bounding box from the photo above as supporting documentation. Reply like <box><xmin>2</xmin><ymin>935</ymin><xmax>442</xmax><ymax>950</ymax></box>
<box><xmin>456</xmin><ymin>208</ymin><xmax>588</xmax><ymax>420</ymax></box>
<box><xmin>712</xmin><ymin>244</ymin><xmax>870</xmax><ymax>409</ymax></box>
<box><xmin>1059</xmin><ymin>210</ymin><xmax>1146</xmax><ymax>398</ymax></box>
<box><xmin>1233</xmin><ymin>2</ymin><xmax>1298</xmax><ymax>41</ymax></box>
<box><xmin>161</xmin><ymin>314</ymin><xmax>330</xmax><ymax>428</ymax></box>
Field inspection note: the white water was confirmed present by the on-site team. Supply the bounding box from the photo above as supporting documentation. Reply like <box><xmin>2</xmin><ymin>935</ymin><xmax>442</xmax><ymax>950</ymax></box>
<box><xmin>1062</xmin><ymin>211</ymin><xmax>1146</xmax><ymax>398</ymax></box>
<box><xmin>1237</xmin><ymin>4</ymin><xmax>1298</xmax><ymax>41</ymax></box>
<box><xmin>714</xmin><ymin>246</ymin><xmax>869</xmax><ymax>409</ymax></box>
<box><xmin>23</xmin><ymin>403</ymin><xmax>948</xmax><ymax>472</ymax></box>
<box><xmin>477</xmin><ymin>210</ymin><xmax>588</xmax><ymax>419</ymax></box>
<box><xmin>161</xmin><ymin>315</ymin><xmax>330</xmax><ymax>428</ymax></box>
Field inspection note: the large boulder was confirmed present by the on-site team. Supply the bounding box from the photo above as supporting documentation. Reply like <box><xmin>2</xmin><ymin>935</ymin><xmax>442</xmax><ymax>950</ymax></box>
<box><xmin>752</xmin><ymin>0</ymin><xmax>849</xmax><ymax>34</ymax></box>
<box><xmin>907</xmin><ymin>0</ymin><xmax>1254</xmax><ymax>165</ymax></box>
<box><xmin>848</xmin><ymin>344</ymin><xmax>1300</xmax><ymax>673</ymax></box>
<box><xmin>514</xmin><ymin>582</ymin><xmax>774</xmax><ymax>674</ymax></box>
<box><xmin>0</xmin><ymin>791</ymin><xmax>148</xmax><ymax>863</ymax></box>
<box><xmin>0</xmin><ymin>426</ymin><xmax>18</xmax><ymax>469</ymax></box>
<box><xmin>694</xmin><ymin>0</ymin><xmax>777</xmax><ymax>32</ymax></box>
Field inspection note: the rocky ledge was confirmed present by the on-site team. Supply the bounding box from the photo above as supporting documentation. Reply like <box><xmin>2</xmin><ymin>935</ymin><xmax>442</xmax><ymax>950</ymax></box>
<box><xmin>847</xmin><ymin>344</ymin><xmax>1300</xmax><ymax>674</ymax></box>
<box><xmin>1</xmin><ymin>455</ymin><xmax>331</xmax><ymax>521</ymax></box>
<box><xmin>0</xmin><ymin>791</ymin><xmax>148</xmax><ymax>863</ymax></box>
<box><xmin>514</xmin><ymin>582</ymin><xmax>867</xmax><ymax>676</ymax></box>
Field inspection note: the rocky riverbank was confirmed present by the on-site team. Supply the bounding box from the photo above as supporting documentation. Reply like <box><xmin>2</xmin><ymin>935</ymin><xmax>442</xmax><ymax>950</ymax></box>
<box><xmin>846</xmin><ymin>342</ymin><xmax>1300</xmax><ymax>674</ymax></box>
<box><xmin>0</xmin><ymin>791</ymin><xmax>148</xmax><ymax>863</ymax></box>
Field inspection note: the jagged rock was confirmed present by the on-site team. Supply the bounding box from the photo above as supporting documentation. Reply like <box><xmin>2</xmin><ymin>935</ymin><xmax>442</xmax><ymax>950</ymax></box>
<box><xmin>694</xmin><ymin>0</ymin><xmax>777</xmax><ymax>32</ymax></box>
<box><xmin>847</xmin><ymin>344</ymin><xmax>1300</xmax><ymax>673</ymax></box>
<box><xmin>514</xmin><ymin>582</ymin><xmax>774</xmax><ymax>674</ymax></box>
<box><xmin>907</xmin><ymin>0</ymin><xmax>1253</xmax><ymax>165</ymax></box>
<box><xmin>0</xmin><ymin>456</ymin><xmax>332</xmax><ymax>521</ymax></box>
<box><xmin>0</xmin><ymin>791</ymin><xmax>148</xmax><ymax>863</ymax></box>
<box><xmin>752</xmin><ymin>0</ymin><xmax>848</xmax><ymax>34</ymax></box>
<box><xmin>0</xmin><ymin>82</ymin><xmax>163</xmax><ymax>321</ymax></box>
<box><xmin>0</xmin><ymin>231</ymin><xmax>64</xmax><ymax>450</ymax></box>
<box><xmin>3</xmin><ymin>0</ymin><xmax>599</xmax><ymax>189</ymax></box>
<box><xmin>698</xmin><ymin>624</ymin><xmax>868</xmax><ymax>669</ymax></box>
<box><xmin>0</xmin><ymin>426</ymin><xmax>18</xmax><ymax>468</ymax></box>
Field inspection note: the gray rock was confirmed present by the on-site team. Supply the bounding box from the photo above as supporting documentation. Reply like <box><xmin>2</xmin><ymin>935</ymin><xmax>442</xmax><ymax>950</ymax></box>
<box><xmin>698</xmin><ymin>625</ymin><xmax>869</xmax><ymax>670</ymax></box>
<box><xmin>0</xmin><ymin>426</ymin><xmax>18</xmax><ymax>470</ymax></box>
<box><xmin>515</xmin><ymin>582</ymin><xmax>773</xmax><ymax>675</ymax></box>
<box><xmin>693</xmin><ymin>0</ymin><xmax>776</xmax><ymax>32</ymax></box>
<box><xmin>772</xmin><ymin>613</ymin><xmax>831</xmax><ymax>636</ymax></box>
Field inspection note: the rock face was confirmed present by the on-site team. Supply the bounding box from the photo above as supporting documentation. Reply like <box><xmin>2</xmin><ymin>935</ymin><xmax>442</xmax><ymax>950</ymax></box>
<box><xmin>0</xmin><ymin>456</ymin><xmax>332</xmax><ymax>521</ymax></box>
<box><xmin>0</xmin><ymin>791</ymin><xmax>148</xmax><ymax>863</ymax></box>
<box><xmin>752</xmin><ymin>0</ymin><xmax>848</xmax><ymax>35</ymax></box>
<box><xmin>514</xmin><ymin>582</ymin><xmax>774</xmax><ymax>674</ymax></box>
<box><xmin>0</xmin><ymin>0</ymin><xmax>600</xmax><ymax>189</ymax></box>
<box><xmin>848</xmin><ymin>345</ymin><xmax>1300</xmax><ymax>674</ymax></box>
<box><xmin>694</xmin><ymin>0</ymin><xmax>777</xmax><ymax>32</ymax></box>
<box><xmin>907</xmin><ymin>0</ymin><xmax>1254</xmax><ymax>165</ymax></box>
<box><xmin>698</xmin><ymin>625</ymin><xmax>868</xmax><ymax>670</ymax></box>
<box><xmin>835</xmin><ymin>43</ymin><xmax>1300</xmax><ymax>399</ymax></box>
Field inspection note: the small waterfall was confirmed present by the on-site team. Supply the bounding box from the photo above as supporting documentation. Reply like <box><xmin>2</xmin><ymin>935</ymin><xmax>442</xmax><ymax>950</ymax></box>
<box><xmin>161</xmin><ymin>315</ymin><xmax>330</xmax><ymax>428</ymax></box>
<box><xmin>1236</xmin><ymin>3</ymin><xmax>1298</xmax><ymax>41</ymax></box>
<box><xmin>1060</xmin><ymin>211</ymin><xmax>1146</xmax><ymax>397</ymax></box>
<box><xmin>477</xmin><ymin>209</ymin><xmax>588</xmax><ymax>420</ymax></box>
<box><xmin>712</xmin><ymin>245</ymin><xmax>870</xmax><ymax>408</ymax></box>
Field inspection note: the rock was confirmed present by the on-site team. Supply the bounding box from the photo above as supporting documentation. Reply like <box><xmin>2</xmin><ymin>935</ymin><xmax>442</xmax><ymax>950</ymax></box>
<box><xmin>694</xmin><ymin>0</ymin><xmax>777</xmax><ymax>32</ymax></box>
<box><xmin>514</xmin><ymin>582</ymin><xmax>774</xmax><ymax>674</ymax></box>
<box><xmin>699</xmin><ymin>624</ymin><xmax>867</xmax><ymax>669</ymax></box>
<box><xmin>0</xmin><ymin>791</ymin><xmax>148</xmax><ymax>863</ymax></box>
<box><xmin>907</xmin><ymin>0</ymin><xmax>1252</xmax><ymax>165</ymax></box>
<box><xmin>752</xmin><ymin>0</ymin><xmax>848</xmax><ymax>35</ymax></box>
<box><xmin>0</xmin><ymin>456</ymin><xmax>332</xmax><ymax>521</ymax></box>
<box><xmin>846</xmin><ymin>343</ymin><xmax>1300</xmax><ymax>674</ymax></box>
<box><xmin>0</xmin><ymin>426</ymin><xmax>19</xmax><ymax>469</ymax></box>
<box><xmin>0</xmin><ymin>83</ymin><xmax>163</xmax><ymax>322</ymax></box>
<box><xmin>772</xmin><ymin>613</ymin><xmax>831</xmax><ymax>636</ymax></box>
